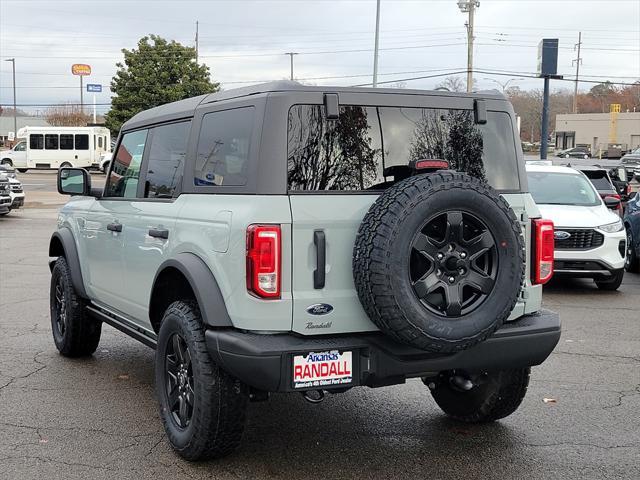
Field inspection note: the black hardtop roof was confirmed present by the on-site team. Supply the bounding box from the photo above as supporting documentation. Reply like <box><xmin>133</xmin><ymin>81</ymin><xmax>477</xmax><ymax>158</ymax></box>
<box><xmin>122</xmin><ymin>81</ymin><xmax>506</xmax><ymax>131</ymax></box>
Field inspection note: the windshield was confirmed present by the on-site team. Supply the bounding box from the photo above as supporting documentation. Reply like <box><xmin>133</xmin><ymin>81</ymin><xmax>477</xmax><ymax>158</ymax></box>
<box><xmin>527</xmin><ymin>171</ymin><xmax>601</xmax><ymax>206</ymax></box>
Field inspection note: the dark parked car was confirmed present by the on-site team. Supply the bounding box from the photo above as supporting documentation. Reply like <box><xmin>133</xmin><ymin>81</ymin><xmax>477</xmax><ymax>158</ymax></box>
<box><xmin>623</xmin><ymin>191</ymin><xmax>640</xmax><ymax>273</ymax></box>
<box><xmin>574</xmin><ymin>166</ymin><xmax>623</xmax><ymax>216</ymax></box>
<box><xmin>558</xmin><ymin>147</ymin><xmax>591</xmax><ymax>159</ymax></box>
<box><xmin>621</xmin><ymin>147</ymin><xmax>640</xmax><ymax>179</ymax></box>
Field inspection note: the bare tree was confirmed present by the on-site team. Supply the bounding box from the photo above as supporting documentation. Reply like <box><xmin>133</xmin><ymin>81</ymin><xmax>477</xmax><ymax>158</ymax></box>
<box><xmin>45</xmin><ymin>105</ymin><xmax>90</xmax><ymax>127</ymax></box>
<box><xmin>436</xmin><ymin>76</ymin><xmax>467</xmax><ymax>93</ymax></box>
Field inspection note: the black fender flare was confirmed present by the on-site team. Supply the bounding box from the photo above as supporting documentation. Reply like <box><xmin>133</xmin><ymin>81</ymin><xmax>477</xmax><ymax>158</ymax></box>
<box><xmin>49</xmin><ymin>229</ymin><xmax>89</xmax><ymax>298</ymax></box>
<box><xmin>151</xmin><ymin>253</ymin><xmax>232</xmax><ymax>328</ymax></box>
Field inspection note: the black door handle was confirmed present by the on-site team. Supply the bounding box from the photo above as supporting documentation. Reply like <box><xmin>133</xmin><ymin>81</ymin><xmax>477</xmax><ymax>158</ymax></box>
<box><xmin>107</xmin><ymin>222</ymin><xmax>122</xmax><ymax>233</ymax></box>
<box><xmin>313</xmin><ymin>230</ymin><xmax>326</xmax><ymax>289</ymax></box>
<box><xmin>149</xmin><ymin>228</ymin><xmax>169</xmax><ymax>239</ymax></box>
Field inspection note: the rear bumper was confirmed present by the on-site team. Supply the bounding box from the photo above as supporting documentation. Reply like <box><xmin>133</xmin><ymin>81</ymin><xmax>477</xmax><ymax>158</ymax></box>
<box><xmin>554</xmin><ymin>259</ymin><xmax>623</xmax><ymax>279</ymax></box>
<box><xmin>205</xmin><ymin>309</ymin><xmax>561</xmax><ymax>393</ymax></box>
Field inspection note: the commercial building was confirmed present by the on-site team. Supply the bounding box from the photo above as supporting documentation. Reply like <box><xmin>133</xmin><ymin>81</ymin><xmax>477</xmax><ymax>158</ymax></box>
<box><xmin>0</xmin><ymin>115</ymin><xmax>50</xmax><ymax>146</ymax></box>
<box><xmin>555</xmin><ymin>112</ymin><xmax>640</xmax><ymax>154</ymax></box>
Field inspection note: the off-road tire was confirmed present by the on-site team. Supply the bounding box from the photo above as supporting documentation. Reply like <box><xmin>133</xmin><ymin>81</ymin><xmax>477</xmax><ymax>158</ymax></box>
<box><xmin>595</xmin><ymin>269</ymin><xmax>624</xmax><ymax>291</ymax></box>
<box><xmin>353</xmin><ymin>171</ymin><xmax>525</xmax><ymax>353</ymax></box>
<box><xmin>625</xmin><ymin>228</ymin><xmax>640</xmax><ymax>273</ymax></box>
<box><xmin>156</xmin><ymin>300</ymin><xmax>249</xmax><ymax>461</ymax></box>
<box><xmin>429</xmin><ymin>368</ymin><xmax>530</xmax><ymax>422</ymax></box>
<box><xmin>50</xmin><ymin>257</ymin><xmax>101</xmax><ymax>357</ymax></box>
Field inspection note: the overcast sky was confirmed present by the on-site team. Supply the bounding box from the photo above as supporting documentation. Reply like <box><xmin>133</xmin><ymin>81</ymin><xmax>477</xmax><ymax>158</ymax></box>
<box><xmin>1</xmin><ymin>0</ymin><xmax>639</xmax><ymax>115</ymax></box>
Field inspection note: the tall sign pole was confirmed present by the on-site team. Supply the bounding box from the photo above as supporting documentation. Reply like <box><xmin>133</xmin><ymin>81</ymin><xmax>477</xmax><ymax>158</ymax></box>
<box><xmin>537</xmin><ymin>39</ymin><xmax>562</xmax><ymax>160</ymax></box>
<box><xmin>86</xmin><ymin>84</ymin><xmax>102</xmax><ymax>124</ymax></box>
<box><xmin>72</xmin><ymin>64</ymin><xmax>92</xmax><ymax>116</ymax></box>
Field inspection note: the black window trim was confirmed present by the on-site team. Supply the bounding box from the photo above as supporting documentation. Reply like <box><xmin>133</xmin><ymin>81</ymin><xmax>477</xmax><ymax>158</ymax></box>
<box><xmin>102</xmin><ymin>126</ymin><xmax>152</xmax><ymax>201</ymax></box>
<box><xmin>137</xmin><ymin>118</ymin><xmax>192</xmax><ymax>201</ymax></box>
<box><xmin>285</xmin><ymin>103</ymin><xmax>522</xmax><ymax>195</ymax></box>
<box><xmin>190</xmin><ymin>104</ymin><xmax>257</xmax><ymax>191</ymax></box>
<box><xmin>102</xmin><ymin>119</ymin><xmax>192</xmax><ymax>202</ymax></box>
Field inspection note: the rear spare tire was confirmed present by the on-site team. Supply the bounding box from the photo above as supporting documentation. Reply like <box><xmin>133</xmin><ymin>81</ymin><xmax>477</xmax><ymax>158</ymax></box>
<box><xmin>353</xmin><ymin>171</ymin><xmax>524</xmax><ymax>353</ymax></box>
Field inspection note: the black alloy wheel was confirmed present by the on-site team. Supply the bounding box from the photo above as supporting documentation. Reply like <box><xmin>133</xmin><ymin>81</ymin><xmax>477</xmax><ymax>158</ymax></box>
<box><xmin>410</xmin><ymin>210</ymin><xmax>498</xmax><ymax>317</ymax></box>
<box><xmin>165</xmin><ymin>333</ymin><xmax>195</xmax><ymax>429</ymax></box>
<box><xmin>53</xmin><ymin>277</ymin><xmax>68</xmax><ymax>337</ymax></box>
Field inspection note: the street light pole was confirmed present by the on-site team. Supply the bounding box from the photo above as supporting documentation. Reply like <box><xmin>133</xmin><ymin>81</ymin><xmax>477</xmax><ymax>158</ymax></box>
<box><xmin>458</xmin><ymin>0</ymin><xmax>480</xmax><ymax>93</ymax></box>
<box><xmin>372</xmin><ymin>0</ymin><xmax>381</xmax><ymax>87</ymax></box>
<box><xmin>482</xmin><ymin>77</ymin><xmax>521</xmax><ymax>92</ymax></box>
<box><xmin>4</xmin><ymin>58</ymin><xmax>17</xmax><ymax>139</ymax></box>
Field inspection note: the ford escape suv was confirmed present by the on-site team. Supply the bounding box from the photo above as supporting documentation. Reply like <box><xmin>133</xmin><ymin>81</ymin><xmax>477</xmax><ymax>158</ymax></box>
<box><xmin>49</xmin><ymin>82</ymin><xmax>560</xmax><ymax>461</ymax></box>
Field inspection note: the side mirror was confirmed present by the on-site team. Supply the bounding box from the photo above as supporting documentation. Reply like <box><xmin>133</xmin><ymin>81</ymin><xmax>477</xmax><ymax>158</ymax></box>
<box><xmin>58</xmin><ymin>168</ymin><xmax>91</xmax><ymax>196</ymax></box>
<box><xmin>604</xmin><ymin>196</ymin><xmax>621</xmax><ymax>209</ymax></box>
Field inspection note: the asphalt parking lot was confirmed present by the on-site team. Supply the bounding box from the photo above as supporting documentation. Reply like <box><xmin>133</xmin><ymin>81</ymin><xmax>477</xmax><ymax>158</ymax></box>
<box><xmin>1</xmin><ymin>208</ymin><xmax>639</xmax><ymax>480</ymax></box>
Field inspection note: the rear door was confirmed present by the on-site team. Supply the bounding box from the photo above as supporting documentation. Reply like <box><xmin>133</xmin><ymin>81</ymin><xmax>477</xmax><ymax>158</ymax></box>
<box><xmin>287</xmin><ymin>98</ymin><xmax>523</xmax><ymax>335</ymax></box>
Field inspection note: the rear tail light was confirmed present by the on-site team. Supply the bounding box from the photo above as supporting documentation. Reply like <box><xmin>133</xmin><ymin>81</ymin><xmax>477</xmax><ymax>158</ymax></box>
<box><xmin>533</xmin><ymin>219</ymin><xmax>554</xmax><ymax>285</ymax></box>
<box><xmin>246</xmin><ymin>225</ymin><xmax>281</xmax><ymax>298</ymax></box>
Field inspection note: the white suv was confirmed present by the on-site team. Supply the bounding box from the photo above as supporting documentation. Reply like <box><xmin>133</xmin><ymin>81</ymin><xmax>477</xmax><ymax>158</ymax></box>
<box><xmin>526</xmin><ymin>164</ymin><xmax>626</xmax><ymax>290</ymax></box>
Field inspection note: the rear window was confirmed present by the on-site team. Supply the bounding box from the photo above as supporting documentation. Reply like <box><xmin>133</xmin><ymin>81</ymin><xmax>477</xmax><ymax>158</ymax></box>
<box><xmin>527</xmin><ymin>171</ymin><xmax>600</xmax><ymax>206</ymax></box>
<box><xmin>582</xmin><ymin>171</ymin><xmax>614</xmax><ymax>191</ymax></box>
<box><xmin>287</xmin><ymin>105</ymin><xmax>520</xmax><ymax>192</ymax></box>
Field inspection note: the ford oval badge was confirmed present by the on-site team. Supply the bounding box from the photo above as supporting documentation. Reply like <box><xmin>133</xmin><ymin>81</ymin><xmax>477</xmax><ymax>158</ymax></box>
<box><xmin>554</xmin><ymin>230</ymin><xmax>571</xmax><ymax>241</ymax></box>
<box><xmin>306</xmin><ymin>303</ymin><xmax>334</xmax><ymax>316</ymax></box>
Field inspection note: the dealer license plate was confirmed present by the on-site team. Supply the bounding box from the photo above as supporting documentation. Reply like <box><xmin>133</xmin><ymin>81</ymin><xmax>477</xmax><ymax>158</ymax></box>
<box><xmin>292</xmin><ymin>350</ymin><xmax>353</xmax><ymax>389</ymax></box>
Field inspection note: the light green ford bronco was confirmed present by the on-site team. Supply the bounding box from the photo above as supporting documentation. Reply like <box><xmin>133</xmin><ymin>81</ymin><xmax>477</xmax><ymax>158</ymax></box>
<box><xmin>49</xmin><ymin>82</ymin><xmax>560</xmax><ymax>461</ymax></box>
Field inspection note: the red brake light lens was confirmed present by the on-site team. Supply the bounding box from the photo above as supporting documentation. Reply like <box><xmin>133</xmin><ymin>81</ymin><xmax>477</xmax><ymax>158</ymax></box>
<box><xmin>415</xmin><ymin>160</ymin><xmax>449</xmax><ymax>170</ymax></box>
<box><xmin>533</xmin><ymin>219</ymin><xmax>554</xmax><ymax>285</ymax></box>
<box><xmin>246</xmin><ymin>225</ymin><xmax>281</xmax><ymax>298</ymax></box>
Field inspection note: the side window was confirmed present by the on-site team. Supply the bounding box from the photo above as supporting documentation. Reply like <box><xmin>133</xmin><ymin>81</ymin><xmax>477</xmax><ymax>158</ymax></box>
<box><xmin>143</xmin><ymin>121</ymin><xmax>190</xmax><ymax>198</ymax></box>
<box><xmin>75</xmin><ymin>134</ymin><xmax>89</xmax><ymax>150</ymax></box>
<box><xmin>60</xmin><ymin>134</ymin><xmax>74</xmax><ymax>150</ymax></box>
<box><xmin>104</xmin><ymin>129</ymin><xmax>148</xmax><ymax>198</ymax></box>
<box><xmin>30</xmin><ymin>134</ymin><xmax>43</xmax><ymax>150</ymax></box>
<box><xmin>195</xmin><ymin>107</ymin><xmax>254</xmax><ymax>186</ymax></box>
<box><xmin>45</xmin><ymin>134</ymin><xmax>59</xmax><ymax>150</ymax></box>
<box><xmin>14</xmin><ymin>142</ymin><xmax>26</xmax><ymax>151</ymax></box>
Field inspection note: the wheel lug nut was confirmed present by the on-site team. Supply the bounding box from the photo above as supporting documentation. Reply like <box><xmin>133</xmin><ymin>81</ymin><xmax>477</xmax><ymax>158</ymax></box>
<box><xmin>437</xmin><ymin>253</ymin><xmax>444</xmax><ymax>260</ymax></box>
<box><xmin>460</xmin><ymin>252</ymin><xmax>467</xmax><ymax>259</ymax></box>
<box><xmin>448</xmin><ymin>276</ymin><xmax>455</xmax><ymax>283</ymax></box>
<box><xmin>459</xmin><ymin>268</ymin><xmax>465</xmax><ymax>275</ymax></box>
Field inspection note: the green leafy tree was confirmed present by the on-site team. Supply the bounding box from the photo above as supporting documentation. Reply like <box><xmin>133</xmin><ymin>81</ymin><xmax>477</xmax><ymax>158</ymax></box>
<box><xmin>105</xmin><ymin>35</ymin><xmax>218</xmax><ymax>134</ymax></box>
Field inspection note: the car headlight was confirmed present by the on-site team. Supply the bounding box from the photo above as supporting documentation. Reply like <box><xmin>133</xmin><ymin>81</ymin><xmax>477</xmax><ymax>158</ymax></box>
<box><xmin>598</xmin><ymin>219</ymin><xmax>624</xmax><ymax>233</ymax></box>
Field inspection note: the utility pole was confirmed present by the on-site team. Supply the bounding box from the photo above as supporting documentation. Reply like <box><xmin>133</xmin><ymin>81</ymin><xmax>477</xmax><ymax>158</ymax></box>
<box><xmin>572</xmin><ymin>31</ymin><xmax>582</xmax><ymax>114</ymax></box>
<box><xmin>4</xmin><ymin>58</ymin><xmax>17</xmax><ymax>140</ymax></box>
<box><xmin>195</xmin><ymin>21</ymin><xmax>199</xmax><ymax>63</ymax></box>
<box><xmin>372</xmin><ymin>0</ymin><xmax>381</xmax><ymax>87</ymax></box>
<box><xmin>458</xmin><ymin>0</ymin><xmax>480</xmax><ymax>93</ymax></box>
<box><xmin>285</xmin><ymin>52</ymin><xmax>298</xmax><ymax>81</ymax></box>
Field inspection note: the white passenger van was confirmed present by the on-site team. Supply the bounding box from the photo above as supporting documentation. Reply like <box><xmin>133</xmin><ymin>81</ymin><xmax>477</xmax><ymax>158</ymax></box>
<box><xmin>0</xmin><ymin>126</ymin><xmax>110</xmax><ymax>172</ymax></box>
